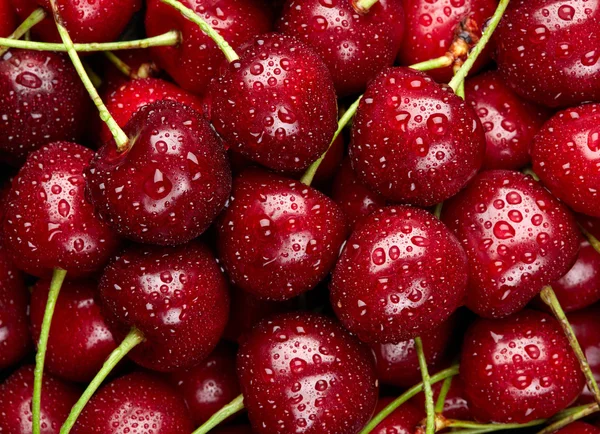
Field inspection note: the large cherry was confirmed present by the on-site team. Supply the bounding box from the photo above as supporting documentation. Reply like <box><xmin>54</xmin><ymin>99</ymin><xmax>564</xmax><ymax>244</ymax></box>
<box><xmin>568</xmin><ymin>306</ymin><xmax>600</xmax><ymax>403</ymax></box>
<box><xmin>494</xmin><ymin>0</ymin><xmax>600</xmax><ymax>108</ymax></box>
<box><xmin>412</xmin><ymin>376</ymin><xmax>473</xmax><ymax>420</ymax></box>
<box><xmin>208</xmin><ymin>33</ymin><xmax>338</xmax><ymax>172</ymax></box>
<box><xmin>556</xmin><ymin>423</ymin><xmax>600</xmax><ymax>434</ymax></box>
<box><xmin>86</xmin><ymin>100</ymin><xmax>231</xmax><ymax>246</ymax></box>
<box><xmin>369</xmin><ymin>398</ymin><xmax>424</xmax><ymax>434</ymax></box>
<box><xmin>0</xmin><ymin>0</ymin><xmax>16</xmax><ymax>36</ymax></box>
<box><xmin>330</xmin><ymin>206</ymin><xmax>468</xmax><ymax>343</ymax></box>
<box><xmin>237</xmin><ymin>312</ymin><xmax>378</xmax><ymax>434</ymax></box>
<box><xmin>532</xmin><ymin>103</ymin><xmax>600</xmax><ymax>217</ymax></box>
<box><xmin>349</xmin><ymin>67</ymin><xmax>485</xmax><ymax>206</ymax></box>
<box><xmin>442</xmin><ymin>170</ymin><xmax>580</xmax><ymax>318</ymax></box>
<box><xmin>145</xmin><ymin>0</ymin><xmax>272</xmax><ymax>95</ymax></box>
<box><xmin>216</xmin><ymin>169</ymin><xmax>347</xmax><ymax>301</ymax></box>
<box><xmin>277</xmin><ymin>0</ymin><xmax>404</xmax><ymax>96</ymax></box>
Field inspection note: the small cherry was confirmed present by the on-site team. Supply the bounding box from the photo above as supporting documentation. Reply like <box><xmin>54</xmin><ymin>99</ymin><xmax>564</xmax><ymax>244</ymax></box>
<box><xmin>567</xmin><ymin>306</ymin><xmax>600</xmax><ymax>404</ymax></box>
<box><xmin>0</xmin><ymin>0</ymin><xmax>16</xmax><ymax>36</ymax></box>
<box><xmin>369</xmin><ymin>398</ymin><xmax>424</xmax><ymax>434</ymax></box>
<box><xmin>555</xmin><ymin>422</ymin><xmax>600</xmax><ymax>434</ymax></box>
<box><xmin>237</xmin><ymin>312</ymin><xmax>379</xmax><ymax>434</ymax></box>
<box><xmin>412</xmin><ymin>376</ymin><xmax>473</xmax><ymax>420</ymax></box>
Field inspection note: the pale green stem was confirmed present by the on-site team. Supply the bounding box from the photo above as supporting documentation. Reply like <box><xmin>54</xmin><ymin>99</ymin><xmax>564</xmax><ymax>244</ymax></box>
<box><xmin>354</xmin><ymin>0</ymin><xmax>379</xmax><ymax>13</ymax></box>
<box><xmin>410</xmin><ymin>55</ymin><xmax>453</xmax><ymax>72</ymax></box>
<box><xmin>536</xmin><ymin>403</ymin><xmax>599</xmax><ymax>434</ymax></box>
<box><xmin>434</xmin><ymin>376</ymin><xmax>453</xmax><ymax>413</ymax></box>
<box><xmin>522</xmin><ymin>167</ymin><xmax>540</xmax><ymax>181</ymax></box>
<box><xmin>579</xmin><ymin>225</ymin><xmax>600</xmax><ymax>256</ymax></box>
<box><xmin>0</xmin><ymin>7</ymin><xmax>46</xmax><ymax>56</ymax></box>
<box><xmin>433</xmin><ymin>203</ymin><xmax>443</xmax><ymax>220</ymax></box>
<box><xmin>416</xmin><ymin>337</ymin><xmax>435</xmax><ymax>434</ymax></box>
<box><xmin>191</xmin><ymin>394</ymin><xmax>245</xmax><ymax>434</ymax></box>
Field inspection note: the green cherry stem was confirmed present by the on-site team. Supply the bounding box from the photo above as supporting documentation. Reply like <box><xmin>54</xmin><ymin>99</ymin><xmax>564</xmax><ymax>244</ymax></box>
<box><xmin>579</xmin><ymin>224</ymin><xmax>600</xmax><ymax>256</ymax></box>
<box><xmin>191</xmin><ymin>394</ymin><xmax>245</xmax><ymax>434</ymax></box>
<box><xmin>353</xmin><ymin>0</ymin><xmax>379</xmax><ymax>13</ymax></box>
<box><xmin>536</xmin><ymin>403</ymin><xmax>599</xmax><ymax>434</ymax></box>
<box><xmin>415</xmin><ymin>337</ymin><xmax>435</xmax><ymax>434</ymax></box>
<box><xmin>104</xmin><ymin>51</ymin><xmax>133</xmax><ymax>78</ymax></box>
<box><xmin>0</xmin><ymin>7</ymin><xmax>46</xmax><ymax>56</ymax></box>
<box><xmin>434</xmin><ymin>375</ymin><xmax>453</xmax><ymax>413</ymax></box>
<box><xmin>410</xmin><ymin>55</ymin><xmax>453</xmax><ymax>72</ymax></box>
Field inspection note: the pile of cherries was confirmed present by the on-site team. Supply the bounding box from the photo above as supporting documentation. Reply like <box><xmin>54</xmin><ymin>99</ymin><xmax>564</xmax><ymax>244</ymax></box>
<box><xmin>0</xmin><ymin>0</ymin><xmax>599</xmax><ymax>433</ymax></box>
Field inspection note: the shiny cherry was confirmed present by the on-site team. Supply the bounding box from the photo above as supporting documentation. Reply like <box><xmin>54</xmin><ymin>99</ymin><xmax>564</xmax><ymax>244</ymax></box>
<box><xmin>237</xmin><ymin>312</ymin><xmax>378</xmax><ymax>434</ymax></box>
<box><xmin>412</xmin><ymin>376</ymin><xmax>472</xmax><ymax>420</ymax></box>
<box><xmin>556</xmin><ymin>422</ymin><xmax>600</xmax><ymax>434</ymax></box>
<box><xmin>568</xmin><ymin>306</ymin><xmax>600</xmax><ymax>403</ymax></box>
<box><xmin>0</xmin><ymin>0</ymin><xmax>16</xmax><ymax>37</ymax></box>
<box><xmin>370</xmin><ymin>398</ymin><xmax>424</xmax><ymax>434</ymax></box>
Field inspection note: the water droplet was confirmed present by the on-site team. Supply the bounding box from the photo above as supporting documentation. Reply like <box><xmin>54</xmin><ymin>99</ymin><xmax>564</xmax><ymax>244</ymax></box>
<box><xmin>493</xmin><ymin>221</ymin><xmax>515</xmax><ymax>240</ymax></box>
<box><xmin>557</xmin><ymin>4</ymin><xmax>575</xmax><ymax>20</ymax></box>
<box><xmin>16</xmin><ymin>72</ymin><xmax>42</xmax><ymax>89</ymax></box>
<box><xmin>58</xmin><ymin>199</ymin><xmax>70</xmax><ymax>217</ymax></box>
<box><xmin>427</xmin><ymin>113</ymin><xmax>448</xmax><ymax>135</ymax></box>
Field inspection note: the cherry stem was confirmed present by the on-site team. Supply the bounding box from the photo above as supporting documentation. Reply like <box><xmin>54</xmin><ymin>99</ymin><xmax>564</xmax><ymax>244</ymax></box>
<box><xmin>159</xmin><ymin>0</ymin><xmax>239</xmax><ymax>62</ymax></box>
<box><xmin>32</xmin><ymin>268</ymin><xmax>67</xmax><ymax>434</ymax></box>
<box><xmin>104</xmin><ymin>51</ymin><xmax>133</xmax><ymax>78</ymax></box>
<box><xmin>433</xmin><ymin>203</ymin><xmax>443</xmax><ymax>220</ymax></box>
<box><xmin>448</xmin><ymin>0</ymin><xmax>510</xmax><ymax>93</ymax></box>
<box><xmin>59</xmin><ymin>327</ymin><xmax>144</xmax><ymax>434</ymax></box>
<box><xmin>353</xmin><ymin>0</ymin><xmax>379</xmax><ymax>13</ymax></box>
<box><xmin>522</xmin><ymin>167</ymin><xmax>540</xmax><ymax>181</ymax></box>
<box><xmin>410</xmin><ymin>55</ymin><xmax>453</xmax><ymax>72</ymax></box>
<box><xmin>191</xmin><ymin>394</ymin><xmax>245</xmax><ymax>434</ymax></box>
<box><xmin>415</xmin><ymin>337</ymin><xmax>435</xmax><ymax>434</ymax></box>
<box><xmin>0</xmin><ymin>7</ymin><xmax>46</xmax><ymax>56</ymax></box>
<box><xmin>579</xmin><ymin>225</ymin><xmax>600</xmax><ymax>256</ymax></box>
<box><xmin>536</xmin><ymin>402</ymin><xmax>599</xmax><ymax>434</ymax></box>
<box><xmin>434</xmin><ymin>375</ymin><xmax>453</xmax><ymax>413</ymax></box>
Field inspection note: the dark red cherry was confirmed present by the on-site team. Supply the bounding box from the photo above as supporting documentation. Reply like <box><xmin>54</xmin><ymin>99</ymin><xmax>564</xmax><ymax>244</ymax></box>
<box><xmin>330</xmin><ymin>206</ymin><xmax>468</xmax><ymax>343</ymax></box>
<box><xmin>72</xmin><ymin>372</ymin><xmax>194</xmax><ymax>434</ymax></box>
<box><xmin>442</xmin><ymin>170</ymin><xmax>580</xmax><ymax>318</ymax></box>
<box><xmin>99</xmin><ymin>242</ymin><xmax>230</xmax><ymax>372</ymax></box>
<box><xmin>145</xmin><ymin>0</ymin><xmax>272</xmax><ymax>95</ymax></box>
<box><xmin>277</xmin><ymin>0</ymin><xmax>404</xmax><ymax>96</ymax></box>
<box><xmin>208</xmin><ymin>33</ymin><xmax>338</xmax><ymax>172</ymax></box>
<box><xmin>0</xmin><ymin>0</ymin><xmax>16</xmax><ymax>37</ymax></box>
<box><xmin>3</xmin><ymin>142</ymin><xmax>120</xmax><ymax>278</ymax></box>
<box><xmin>465</xmin><ymin>71</ymin><xmax>550</xmax><ymax>170</ymax></box>
<box><xmin>0</xmin><ymin>50</ymin><xmax>90</xmax><ymax>161</ymax></box>
<box><xmin>216</xmin><ymin>169</ymin><xmax>347</xmax><ymax>301</ymax></box>
<box><xmin>349</xmin><ymin>67</ymin><xmax>485</xmax><ymax>206</ymax></box>
<box><xmin>495</xmin><ymin>0</ymin><xmax>600</xmax><ymax>108</ymax></box>
<box><xmin>86</xmin><ymin>100</ymin><xmax>231</xmax><ymax>246</ymax></box>
<box><xmin>170</xmin><ymin>341</ymin><xmax>241</xmax><ymax>426</ymax></box>
<box><xmin>370</xmin><ymin>398</ymin><xmax>424</xmax><ymax>434</ymax></box>
<box><xmin>532</xmin><ymin>104</ymin><xmax>600</xmax><ymax>217</ymax></box>
<box><xmin>568</xmin><ymin>306</ymin><xmax>600</xmax><ymax>403</ymax></box>
<box><xmin>556</xmin><ymin>422</ymin><xmax>600</xmax><ymax>434</ymax></box>
<box><xmin>0</xmin><ymin>365</ymin><xmax>80</xmax><ymax>434</ymax></box>
<box><xmin>412</xmin><ymin>376</ymin><xmax>472</xmax><ymax>420</ymax></box>
<box><xmin>461</xmin><ymin>310</ymin><xmax>585</xmax><ymax>423</ymax></box>
<box><xmin>237</xmin><ymin>312</ymin><xmax>378</xmax><ymax>434</ymax></box>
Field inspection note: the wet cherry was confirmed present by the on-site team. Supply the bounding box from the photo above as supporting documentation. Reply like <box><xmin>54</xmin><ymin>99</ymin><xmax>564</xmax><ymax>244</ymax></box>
<box><xmin>568</xmin><ymin>306</ymin><xmax>600</xmax><ymax>403</ymax></box>
<box><xmin>0</xmin><ymin>0</ymin><xmax>16</xmax><ymax>37</ymax></box>
<box><xmin>555</xmin><ymin>422</ymin><xmax>600</xmax><ymax>434</ymax></box>
<box><xmin>369</xmin><ymin>398</ymin><xmax>424</xmax><ymax>434</ymax></box>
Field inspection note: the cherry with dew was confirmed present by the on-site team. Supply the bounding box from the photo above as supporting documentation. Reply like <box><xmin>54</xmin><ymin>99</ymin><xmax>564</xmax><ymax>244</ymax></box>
<box><xmin>568</xmin><ymin>306</ymin><xmax>600</xmax><ymax>404</ymax></box>
<box><xmin>412</xmin><ymin>376</ymin><xmax>473</xmax><ymax>421</ymax></box>
<box><xmin>555</xmin><ymin>422</ymin><xmax>600</xmax><ymax>434</ymax></box>
<box><xmin>369</xmin><ymin>398</ymin><xmax>424</xmax><ymax>434</ymax></box>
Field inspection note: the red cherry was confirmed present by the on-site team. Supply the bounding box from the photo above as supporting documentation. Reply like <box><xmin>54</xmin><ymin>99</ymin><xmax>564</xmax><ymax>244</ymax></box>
<box><xmin>370</xmin><ymin>398</ymin><xmax>424</xmax><ymax>434</ymax></box>
<box><xmin>208</xmin><ymin>33</ymin><xmax>338</xmax><ymax>172</ymax></box>
<box><xmin>442</xmin><ymin>170</ymin><xmax>580</xmax><ymax>318</ymax></box>
<box><xmin>145</xmin><ymin>0</ymin><xmax>272</xmax><ymax>95</ymax></box>
<box><xmin>86</xmin><ymin>100</ymin><xmax>231</xmax><ymax>246</ymax></box>
<box><xmin>3</xmin><ymin>142</ymin><xmax>120</xmax><ymax>277</ymax></box>
<box><xmin>532</xmin><ymin>104</ymin><xmax>600</xmax><ymax>217</ymax></box>
<box><xmin>237</xmin><ymin>312</ymin><xmax>379</xmax><ymax>434</ymax></box>
<box><xmin>294</xmin><ymin>134</ymin><xmax>344</xmax><ymax>188</ymax></box>
<box><xmin>568</xmin><ymin>306</ymin><xmax>600</xmax><ymax>403</ymax></box>
<box><xmin>72</xmin><ymin>372</ymin><xmax>194</xmax><ymax>434</ymax></box>
<box><xmin>412</xmin><ymin>376</ymin><xmax>473</xmax><ymax>420</ymax></box>
<box><xmin>216</xmin><ymin>169</ymin><xmax>347</xmax><ymax>301</ymax></box>
<box><xmin>0</xmin><ymin>51</ymin><xmax>90</xmax><ymax>161</ymax></box>
<box><xmin>97</xmin><ymin>49</ymin><xmax>159</xmax><ymax>94</ymax></box>
<box><xmin>330</xmin><ymin>206</ymin><xmax>468</xmax><ymax>343</ymax></box>
<box><xmin>494</xmin><ymin>0</ymin><xmax>600</xmax><ymax>108</ymax></box>
<box><xmin>349</xmin><ymin>67</ymin><xmax>485</xmax><ymax>206</ymax></box>
<box><xmin>555</xmin><ymin>422</ymin><xmax>600</xmax><ymax>434</ymax></box>
<box><xmin>277</xmin><ymin>0</ymin><xmax>404</xmax><ymax>96</ymax></box>
<box><xmin>461</xmin><ymin>310</ymin><xmax>585</xmax><ymax>423</ymax></box>
<box><xmin>99</xmin><ymin>242</ymin><xmax>230</xmax><ymax>372</ymax></box>
<box><xmin>0</xmin><ymin>0</ymin><xmax>16</xmax><ymax>37</ymax></box>
<box><xmin>465</xmin><ymin>71</ymin><xmax>550</xmax><ymax>170</ymax></box>
<box><xmin>0</xmin><ymin>365</ymin><xmax>80</xmax><ymax>434</ymax></box>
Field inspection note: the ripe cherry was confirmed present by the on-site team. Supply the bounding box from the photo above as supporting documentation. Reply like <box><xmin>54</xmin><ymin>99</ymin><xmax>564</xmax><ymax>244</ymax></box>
<box><xmin>461</xmin><ymin>309</ymin><xmax>585</xmax><ymax>423</ymax></box>
<box><xmin>555</xmin><ymin>422</ymin><xmax>600</xmax><ymax>434</ymax></box>
<box><xmin>349</xmin><ymin>67</ymin><xmax>485</xmax><ymax>206</ymax></box>
<box><xmin>412</xmin><ymin>376</ymin><xmax>473</xmax><ymax>420</ymax></box>
<box><xmin>568</xmin><ymin>306</ymin><xmax>600</xmax><ymax>404</ymax></box>
<box><xmin>442</xmin><ymin>170</ymin><xmax>580</xmax><ymax>318</ymax></box>
<box><xmin>369</xmin><ymin>398</ymin><xmax>424</xmax><ymax>434</ymax></box>
<box><xmin>208</xmin><ymin>33</ymin><xmax>338</xmax><ymax>172</ymax></box>
<box><xmin>0</xmin><ymin>0</ymin><xmax>16</xmax><ymax>37</ymax></box>
<box><xmin>330</xmin><ymin>206</ymin><xmax>468</xmax><ymax>343</ymax></box>
<box><xmin>216</xmin><ymin>169</ymin><xmax>347</xmax><ymax>301</ymax></box>
<box><xmin>237</xmin><ymin>312</ymin><xmax>378</xmax><ymax>434</ymax></box>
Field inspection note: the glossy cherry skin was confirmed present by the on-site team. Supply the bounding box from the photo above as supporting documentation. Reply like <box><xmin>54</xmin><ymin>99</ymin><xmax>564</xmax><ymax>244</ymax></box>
<box><xmin>461</xmin><ymin>310</ymin><xmax>585</xmax><ymax>423</ymax></box>
<box><xmin>330</xmin><ymin>206</ymin><xmax>468</xmax><ymax>343</ymax></box>
<box><xmin>216</xmin><ymin>169</ymin><xmax>347</xmax><ymax>301</ymax></box>
<box><xmin>556</xmin><ymin>422</ymin><xmax>600</xmax><ymax>434</ymax></box>
<box><xmin>412</xmin><ymin>376</ymin><xmax>472</xmax><ymax>420</ymax></box>
<box><xmin>370</xmin><ymin>398</ymin><xmax>423</xmax><ymax>434</ymax></box>
<box><xmin>277</xmin><ymin>0</ymin><xmax>404</xmax><ymax>96</ymax></box>
<box><xmin>72</xmin><ymin>372</ymin><xmax>194</xmax><ymax>434</ymax></box>
<box><xmin>0</xmin><ymin>0</ymin><xmax>16</xmax><ymax>37</ymax></box>
<box><xmin>145</xmin><ymin>0</ymin><xmax>272</xmax><ymax>95</ymax></box>
<box><xmin>86</xmin><ymin>100</ymin><xmax>231</xmax><ymax>246</ymax></box>
<box><xmin>442</xmin><ymin>170</ymin><xmax>581</xmax><ymax>318</ymax></box>
<box><xmin>0</xmin><ymin>50</ymin><xmax>90</xmax><ymax>161</ymax></box>
<box><xmin>99</xmin><ymin>242</ymin><xmax>230</xmax><ymax>372</ymax></box>
<box><xmin>465</xmin><ymin>71</ymin><xmax>550</xmax><ymax>170</ymax></box>
<box><xmin>237</xmin><ymin>312</ymin><xmax>378</xmax><ymax>434</ymax></box>
<box><xmin>3</xmin><ymin>142</ymin><xmax>120</xmax><ymax>278</ymax></box>
<box><xmin>0</xmin><ymin>365</ymin><xmax>80</xmax><ymax>434</ymax></box>
<box><xmin>495</xmin><ymin>0</ymin><xmax>600</xmax><ymax>108</ymax></box>
<box><xmin>568</xmin><ymin>306</ymin><xmax>600</xmax><ymax>403</ymax></box>
<box><xmin>349</xmin><ymin>67</ymin><xmax>485</xmax><ymax>206</ymax></box>
<box><xmin>532</xmin><ymin>104</ymin><xmax>600</xmax><ymax>217</ymax></box>
<box><xmin>208</xmin><ymin>33</ymin><xmax>338</xmax><ymax>172</ymax></box>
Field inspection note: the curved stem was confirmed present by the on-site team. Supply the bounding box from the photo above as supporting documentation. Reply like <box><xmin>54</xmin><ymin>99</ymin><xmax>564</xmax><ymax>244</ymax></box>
<box><xmin>353</xmin><ymin>0</ymin><xmax>379</xmax><ymax>13</ymax></box>
<box><xmin>0</xmin><ymin>7</ymin><xmax>46</xmax><ymax>56</ymax></box>
<box><xmin>410</xmin><ymin>55</ymin><xmax>453</xmax><ymax>72</ymax></box>
<box><xmin>579</xmin><ymin>225</ymin><xmax>600</xmax><ymax>256</ymax></box>
<box><xmin>60</xmin><ymin>328</ymin><xmax>145</xmax><ymax>434</ymax></box>
<box><xmin>522</xmin><ymin>167</ymin><xmax>540</xmax><ymax>181</ymax></box>
<box><xmin>191</xmin><ymin>394</ymin><xmax>245</xmax><ymax>434</ymax></box>
<box><xmin>415</xmin><ymin>337</ymin><xmax>435</xmax><ymax>434</ymax></box>
<box><xmin>159</xmin><ymin>0</ymin><xmax>239</xmax><ymax>62</ymax></box>
<box><xmin>104</xmin><ymin>51</ymin><xmax>133</xmax><ymax>78</ymax></box>
<box><xmin>434</xmin><ymin>376</ymin><xmax>453</xmax><ymax>413</ymax></box>
<box><xmin>32</xmin><ymin>268</ymin><xmax>67</xmax><ymax>434</ymax></box>
<box><xmin>537</xmin><ymin>403</ymin><xmax>599</xmax><ymax>434</ymax></box>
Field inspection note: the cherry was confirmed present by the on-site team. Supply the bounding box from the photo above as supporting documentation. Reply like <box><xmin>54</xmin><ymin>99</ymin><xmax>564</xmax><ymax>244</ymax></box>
<box><xmin>465</xmin><ymin>71</ymin><xmax>550</xmax><ymax>170</ymax></box>
<box><xmin>369</xmin><ymin>398</ymin><xmax>424</xmax><ymax>434</ymax></box>
<box><xmin>568</xmin><ymin>306</ymin><xmax>600</xmax><ymax>404</ymax></box>
<box><xmin>276</xmin><ymin>0</ymin><xmax>405</xmax><ymax>96</ymax></box>
<box><xmin>86</xmin><ymin>100</ymin><xmax>231</xmax><ymax>246</ymax></box>
<box><xmin>97</xmin><ymin>49</ymin><xmax>159</xmax><ymax>94</ymax></box>
<box><xmin>294</xmin><ymin>134</ymin><xmax>344</xmax><ymax>188</ymax></box>
<box><xmin>349</xmin><ymin>67</ymin><xmax>485</xmax><ymax>206</ymax></box>
<box><xmin>441</xmin><ymin>170</ymin><xmax>580</xmax><ymax>318</ymax></box>
<box><xmin>208</xmin><ymin>33</ymin><xmax>338</xmax><ymax>172</ymax></box>
<box><xmin>555</xmin><ymin>422</ymin><xmax>600</xmax><ymax>434</ymax></box>
<box><xmin>532</xmin><ymin>103</ymin><xmax>600</xmax><ymax>218</ymax></box>
<box><xmin>0</xmin><ymin>0</ymin><xmax>16</xmax><ymax>36</ymax></box>
<box><xmin>216</xmin><ymin>169</ymin><xmax>347</xmax><ymax>301</ymax></box>
<box><xmin>0</xmin><ymin>365</ymin><xmax>80</xmax><ymax>434</ymax></box>
<box><xmin>237</xmin><ymin>312</ymin><xmax>378</xmax><ymax>434</ymax></box>
<box><xmin>145</xmin><ymin>0</ymin><xmax>272</xmax><ymax>95</ymax></box>
<box><xmin>494</xmin><ymin>0</ymin><xmax>600</xmax><ymax>108</ymax></box>
<box><xmin>3</xmin><ymin>141</ymin><xmax>120</xmax><ymax>278</ymax></box>
<box><xmin>0</xmin><ymin>50</ymin><xmax>90</xmax><ymax>162</ymax></box>
<box><xmin>461</xmin><ymin>309</ymin><xmax>585</xmax><ymax>423</ymax></box>
<box><xmin>72</xmin><ymin>372</ymin><xmax>194</xmax><ymax>434</ymax></box>
<box><xmin>330</xmin><ymin>206</ymin><xmax>468</xmax><ymax>343</ymax></box>
<box><xmin>412</xmin><ymin>376</ymin><xmax>473</xmax><ymax>420</ymax></box>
